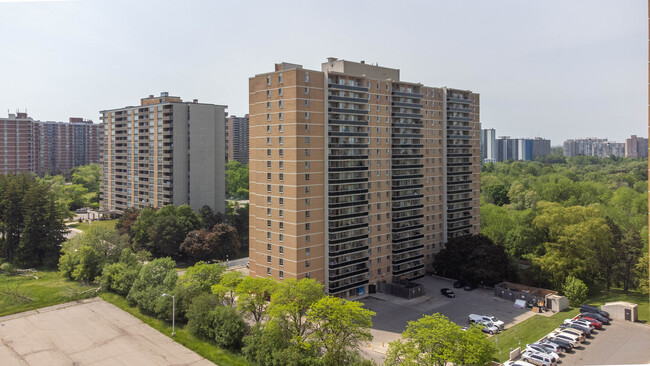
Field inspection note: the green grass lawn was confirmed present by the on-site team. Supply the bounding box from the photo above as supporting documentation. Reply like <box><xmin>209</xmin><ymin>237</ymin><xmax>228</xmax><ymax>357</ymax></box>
<box><xmin>69</xmin><ymin>219</ymin><xmax>118</xmax><ymax>232</ymax></box>
<box><xmin>492</xmin><ymin>289</ymin><xmax>650</xmax><ymax>362</ymax></box>
<box><xmin>99</xmin><ymin>292</ymin><xmax>250</xmax><ymax>366</ymax></box>
<box><xmin>0</xmin><ymin>270</ymin><xmax>96</xmax><ymax>317</ymax></box>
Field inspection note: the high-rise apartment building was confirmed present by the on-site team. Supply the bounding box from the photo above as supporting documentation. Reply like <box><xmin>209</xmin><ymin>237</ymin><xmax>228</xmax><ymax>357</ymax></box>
<box><xmin>480</xmin><ymin>128</ymin><xmax>497</xmax><ymax>163</ymax></box>
<box><xmin>0</xmin><ymin>112</ymin><xmax>99</xmax><ymax>175</ymax></box>
<box><xmin>226</xmin><ymin>114</ymin><xmax>250</xmax><ymax>165</ymax></box>
<box><xmin>249</xmin><ymin>59</ymin><xmax>480</xmax><ymax>297</ymax></box>
<box><xmin>563</xmin><ymin>138</ymin><xmax>625</xmax><ymax>158</ymax></box>
<box><xmin>100</xmin><ymin>93</ymin><xmax>226</xmax><ymax>213</ymax></box>
<box><xmin>625</xmin><ymin>135</ymin><xmax>648</xmax><ymax>158</ymax></box>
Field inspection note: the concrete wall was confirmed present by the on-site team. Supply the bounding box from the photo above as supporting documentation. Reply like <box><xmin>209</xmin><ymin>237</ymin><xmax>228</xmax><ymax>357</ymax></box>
<box><xmin>188</xmin><ymin>103</ymin><xmax>226</xmax><ymax>214</ymax></box>
<box><xmin>172</xmin><ymin>104</ymin><xmax>189</xmax><ymax>207</ymax></box>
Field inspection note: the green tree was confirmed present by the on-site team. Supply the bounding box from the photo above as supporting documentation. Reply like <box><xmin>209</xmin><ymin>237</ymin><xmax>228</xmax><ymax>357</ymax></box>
<box><xmin>616</xmin><ymin>229</ymin><xmax>644</xmax><ymax>292</ymax></box>
<box><xmin>211</xmin><ymin>271</ymin><xmax>244</xmax><ymax>306</ymax></box>
<box><xmin>562</xmin><ymin>276</ymin><xmax>588</xmax><ymax>307</ymax></box>
<box><xmin>127</xmin><ymin>257</ymin><xmax>178</xmax><ymax>320</ymax></box>
<box><xmin>235</xmin><ymin>276</ymin><xmax>278</xmax><ymax>323</ymax></box>
<box><xmin>177</xmin><ymin>261</ymin><xmax>225</xmax><ymax>295</ymax></box>
<box><xmin>210</xmin><ymin>305</ymin><xmax>248</xmax><ymax>350</ymax></box>
<box><xmin>199</xmin><ymin>204</ymin><xmax>218</xmax><ymax>230</ymax></box>
<box><xmin>307</xmin><ymin>296</ymin><xmax>375</xmax><ymax>366</ymax></box>
<box><xmin>116</xmin><ymin>207</ymin><xmax>140</xmax><ymax>238</ymax></box>
<box><xmin>101</xmin><ymin>248</ymin><xmax>146</xmax><ymax>296</ymax></box>
<box><xmin>267</xmin><ymin>278</ymin><xmax>324</xmax><ymax>342</ymax></box>
<box><xmin>385</xmin><ymin>313</ymin><xmax>494</xmax><ymax>366</ymax></box>
<box><xmin>226</xmin><ymin>161</ymin><xmax>249</xmax><ymax>199</ymax></box>
<box><xmin>187</xmin><ymin>292</ymin><xmax>221</xmax><ymax>338</ymax></box>
<box><xmin>71</xmin><ymin>164</ymin><xmax>101</xmax><ymax>192</ymax></box>
<box><xmin>132</xmin><ymin>204</ymin><xmax>202</xmax><ymax>257</ymax></box>
<box><xmin>180</xmin><ymin>223</ymin><xmax>240</xmax><ymax>262</ymax></box>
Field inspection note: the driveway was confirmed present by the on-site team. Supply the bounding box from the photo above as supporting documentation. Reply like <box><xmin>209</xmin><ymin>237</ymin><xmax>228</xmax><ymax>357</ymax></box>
<box><xmin>0</xmin><ymin>298</ymin><xmax>214</xmax><ymax>366</ymax></box>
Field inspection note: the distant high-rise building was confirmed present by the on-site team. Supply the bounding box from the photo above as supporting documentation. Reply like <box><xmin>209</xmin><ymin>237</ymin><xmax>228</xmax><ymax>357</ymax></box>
<box><xmin>625</xmin><ymin>135</ymin><xmax>648</xmax><ymax>158</ymax></box>
<box><xmin>563</xmin><ymin>138</ymin><xmax>625</xmax><ymax>158</ymax></box>
<box><xmin>531</xmin><ymin>137</ymin><xmax>551</xmax><ymax>159</ymax></box>
<box><xmin>497</xmin><ymin>136</ymin><xmax>517</xmax><ymax>161</ymax></box>
<box><xmin>248</xmin><ymin>58</ymin><xmax>480</xmax><ymax>297</ymax></box>
<box><xmin>100</xmin><ymin>93</ymin><xmax>226</xmax><ymax>213</ymax></box>
<box><xmin>226</xmin><ymin>114</ymin><xmax>249</xmax><ymax>165</ymax></box>
<box><xmin>0</xmin><ymin>112</ymin><xmax>99</xmax><ymax>175</ymax></box>
<box><xmin>480</xmin><ymin>128</ymin><xmax>497</xmax><ymax>163</ymax></box>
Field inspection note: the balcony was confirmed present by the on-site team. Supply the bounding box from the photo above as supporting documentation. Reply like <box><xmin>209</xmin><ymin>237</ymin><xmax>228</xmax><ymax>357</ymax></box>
<box><xmin>392</xmin><ymin>90</ymin><xmax>423</xmax><ymax>98</ymax></box>
<box><xmin>329</xmin><ymin>83</ymin><xmax>369</xmax><ymax>92</ymax></box>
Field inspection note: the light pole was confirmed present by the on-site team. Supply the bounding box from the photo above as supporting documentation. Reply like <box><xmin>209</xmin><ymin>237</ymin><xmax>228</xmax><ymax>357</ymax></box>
<box><xmin>162</xmin><ymin>293</ymin><xmax>176</xmax><ymax>337</ymax></box>
<box><xmin>226</xmin><ymin>254</ymin><xmax>229</xmax><ymax>268</ymax></box>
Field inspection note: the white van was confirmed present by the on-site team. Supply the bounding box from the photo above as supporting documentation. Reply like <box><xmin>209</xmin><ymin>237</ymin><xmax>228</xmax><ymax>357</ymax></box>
<box><xmin>468</xmin><ymin>314</ymin><xmax>505</xmax><ymax>329</ymax></box>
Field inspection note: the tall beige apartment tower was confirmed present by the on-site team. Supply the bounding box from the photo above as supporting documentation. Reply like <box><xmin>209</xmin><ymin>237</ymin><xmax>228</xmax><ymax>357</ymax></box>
<box><xmin>249</xmin><ymin>59</ymin><xmax>480</xmax><ymax>297</ymax></box>
<box><xmin>100</xmin><ymin>93</ymin><xmax>227</xmax><ymax>214</ymax></box>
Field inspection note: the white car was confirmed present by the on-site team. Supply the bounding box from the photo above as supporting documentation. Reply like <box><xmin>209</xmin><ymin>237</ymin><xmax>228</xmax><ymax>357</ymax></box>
<box><xmin>525</xmin><ymin>344</ymin><xmax>559</xmax><ymax>362</ymax></box>
<box><xmin>555</xmin><ymin>327</ymin><xmax>585</xmax><ymax>342</ymax></box>
<box><xmin>468</xmin><ymin>314</ymin><xmax>506</xmax><ymax>329</ymax></box>
<box><xmin>473</xmin><ymin>320</ymin><xmax>500</xmax><ymax>335</ymax></box>
<box><xmin>521</xmin><ymin>351</ymin><xmax>557</xmax><ymax>366</ymax></box>
<box><xmin>503</xmin><ymin>361</ymin><xmax>535</xmax><ymax>366</ymax></box>
<box><xmin>547</xmin><ymin>331</ymin><xmax>580</xmax><ymax>347</ymax></box>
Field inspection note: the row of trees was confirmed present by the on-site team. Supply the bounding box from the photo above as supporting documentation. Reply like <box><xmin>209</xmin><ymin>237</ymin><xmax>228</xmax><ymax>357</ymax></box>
<box><xmin>0</xmin><ymin>173</ymin><xmax>67</xmax><ymax>267</ymax></box>
<box><xmin>40</xmin><ymin>164</ymin><xmax>101</xmax><ymax>211</ymax></box>
<box><xmin>227</xmin><ymin>161</ymin><xmax>249</xmax><ymax>199</ymax></box>
<box><xmin>480</xmin><ymin>157</ymin><xmax>648</xmax><ymax>293</ymax></box>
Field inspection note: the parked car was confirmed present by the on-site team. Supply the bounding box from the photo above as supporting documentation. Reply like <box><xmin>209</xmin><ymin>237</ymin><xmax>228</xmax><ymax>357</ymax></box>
<box><xmin>581</xmin><ymin>304</ymin><xmax>610</xmax><ymax>318</ymax></box>
<box><xmin>521</xmin><ymin>351</ymin><xmax>557</xmax><ymax>366</ymax></box>
<box><xmin>548</xmin><ymin>331</ymin><xmax>580</xmax><ymax>348</ymax></box>
<box><xmin>560</xmin><ymin>323</ymin><xmax>591</xmax><ymax>337</ymax></box>
<box><xmin>464</xmin><ymin>282</ymin><xmax>478</xmax><ymax>291</ymax></box>
<box><xmin>468</xmin><ymin>314</ymin><xmax>505</xmax><ymax>329</ymax></box>
<box><xmin>568</xmin><ymin>319</ymin><xmax>595</xmax><ymax>331</ymax></box>
<box><xmin>580</xmin><ymin>312</ymin><xmax>610</xmax><ymax>325</ymax></box>
<box><xmin>503</xmin><ymin>361</ymin><xmax>535</xmax><ymax>366</ymax></box>
<box><xmin>440</xmin><ymin>288</ymin><xmax>455</xmax><ymax>298</ymax></box>
<box><xmin>525</xmin><ymin>344</ymin><xmax>559</xmax><ymax>361</ymax></box>
<box><xmin>541</xmin><ymin>338</ymin><xmax>573</xmax><ymax>353</ymax></box>
<box><xmin>558</xmin><ymin>326</ymin><xmax>588</xmax><ymax>341</ymax></box>
<box><xmin>533</xmin><ymin>341</ymin><xmax>563</xmax><ymax>354</ymax></box>
<box><xmin>578</xmin><ymin>316</ymin><xmax>603</xmax><ymax>329</ymax></box>
<box><xmin>453</xmin><ymin>279</ymin><xmax>467</xmax><ymax>288</ymax></box>
<box><xmin>474</xmin><ymin>321</ymin><xmax>500</xmax><ymax>335</ymax></box>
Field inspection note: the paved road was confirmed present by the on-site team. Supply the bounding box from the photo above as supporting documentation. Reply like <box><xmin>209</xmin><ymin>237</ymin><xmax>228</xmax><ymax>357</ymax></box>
<box><xmin>0</xmin><ymin>298</ymin><xmax>214</xmax><ymax>366</ymax></box>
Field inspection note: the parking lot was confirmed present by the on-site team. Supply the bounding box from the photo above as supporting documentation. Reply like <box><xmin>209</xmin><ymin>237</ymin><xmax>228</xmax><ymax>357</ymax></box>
<box><xmin>0</xmin><ymin>298</ymin><xmax>213</xmax><ymax>366</ymax></box>
<box><xmin>360</xmin><ymin>276</ymin><xmax>542</xmax><ymax>362</ymax></box>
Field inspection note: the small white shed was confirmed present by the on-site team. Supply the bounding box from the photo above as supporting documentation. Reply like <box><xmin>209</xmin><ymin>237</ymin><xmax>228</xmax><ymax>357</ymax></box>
<box><xmin>601</xmin><ymin>301</ymin><xmax>638</xmax><ymax>322</ymax></box>
<box><xmin>545</xmin><ymin>294</ymin><xmax>569</xmax><ymax>312</ymax></box>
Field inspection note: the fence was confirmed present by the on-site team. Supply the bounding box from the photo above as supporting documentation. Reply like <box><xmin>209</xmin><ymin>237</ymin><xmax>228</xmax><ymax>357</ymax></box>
<box><xmin>377</xmin><ymin>278</ymin><xmax>425</xmax><ymax>299</ymax></box>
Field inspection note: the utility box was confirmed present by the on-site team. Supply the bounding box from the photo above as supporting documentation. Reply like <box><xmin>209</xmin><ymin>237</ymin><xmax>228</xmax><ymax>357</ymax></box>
<box><xmin>601</xmin><ymin>301</ymin><xmax>638</xmax><ymax>322</ymax></box>
<box><xmin>545</xmin><ymin>294</ymin><xmax>569</xmax><ymax>312</ymax></box>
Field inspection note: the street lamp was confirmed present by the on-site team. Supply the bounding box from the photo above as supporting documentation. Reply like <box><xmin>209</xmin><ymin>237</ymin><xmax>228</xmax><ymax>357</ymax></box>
<box><xmin>162</xmin><ymin>293</ymin><xmax>176</xmax><ymax>337</ymax></box>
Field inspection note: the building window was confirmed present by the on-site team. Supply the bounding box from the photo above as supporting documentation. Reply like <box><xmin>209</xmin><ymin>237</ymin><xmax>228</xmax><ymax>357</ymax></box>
<box><xmin>306</xmin><ymin>247</ymin><xmax>310</xmax><ymax>255</ymax></box>
<box><xmin>279</xmin><ymin>88</ymin><xmax>283</xmax><ymax>96</ymax></box>
<box><xmin>279</xmin><ymin>100</ymin><xmax>284</xmax><ymax>109</ymax></box>
<box><xmin>267</xmin><ymin>220</ymin><xmax>271</xmax><ymax>228</ymax></box>
<box><xmin>377</xmin><ymin>269</ymin><xmax>381</xmax><ymax>275</ymax></box>
<box><xmin>279</xmin><ymin>173</ymin><xmax>284</xmax><ymax>181</ymax></box>
<box><xmin>267</xmin><ymin>76</ymin><xmax>271</xmax><ymax>85</ymax></box>
<box><xmin>305</xmin><ymin>260</ymin><xmax>310</xmax><ymax>268</ymax></box>
<box><xmin>267</xmin><ymin>173</ymin><xmax>271</xmax><ymax>180</ymax></box>
<box><xmin>279</xmin><ymin>161</ymin><xmax>284</xmax><ymax>169</ymax></box>
<box><xmin>267</xmin><ymin>196</ymin><xmax>271</xmax><ymax>204</ymax></box>
<box><xmin>305</xmin><ymin>73</ymin><xmax>310</xmax><ymax>82</ymax></box>
<box><xmin>279</xmin><ymin>137</ymin><xmax>283</xmax><ymax>145</ymax></box>
<box><xmin>279</xmin><ymin>209</ymin><xmax>284</xmax><ymax>217</ymax></box>
<box><xmin>267</xmin><ymin>208</ymin><xmax>271</xmax><ymax>216</ymax></box>
<box><xmin>306</xmin><ymin>223</ymin><xmax>310</xmax><ymax>231</ymax></box>
<box><xmin>305</xmin><ymin>100</ymin><xmax>310</xmax><ymax>107</ymax></box>
<box><xmin>267</xmin><ymin>267</ymin><xmax>271</xmax><ymax>275</ymax></box>
<box><xmin>279</xmin><ymin>258</ymin><xmax>284</xmax><ymax>266</ymax></box>
<box><xmin>267</xmin><ymin>102</ymin><xmax>271</xmax><ymax>110</ymax></box>
<box><xmin>279</xmin><ymin>246</ymin><xmax>284</xmax><ymax>254</ymax></box>
<box><xmin>305</xmin><ymin>186</ymin><xmax>310</xmax><ymax>194</ymax></box>
<box><xmin>279</xmin><ymin>124</ymin><xmax>283</xmax><ymax>132</ymax></box>
<box><xmin>267</xmin><ymin>255</ymin><xmax>271</xmax><ymax>263</ymax></box>
<box><xmin>305</xmin><ymin>112</ymin><xmax>310</xmax><ymax>120</ymax></box>
<box><xmin>305</xmin><ymin>272</ymin><xmax>310</xmax><ymax>278</ymax></box>
<box><xmin>267</xmin><ymin>90</ymin><xmax>271</xmax><ymax>98</ymax></box>
<box><xmin>267</xmin><ymin>149</ymin><xmax>271</xmax><ymax>156</ymax></box>
<box><xmin>267</xmin><ymin>161</ymin><xmax>271</xmax><ymax>168</ymax></box>
<box><xmin>305</xmin><ymin>149</ymin><xmax>310</xmax><ymax>157</ymax></box>
<box><xmin>305</xmin><ymin>198</ymin><xmax>310</xmax><ymax>206</ymax></box>
<box><xmin>279</xmin><ymin>185</ymin><xmax>284</xmax><ymax>193</ymax></box>
<box><xmin>267</xmin><ymin>243</ymin><xmax>271</xmax><ymax>251</ymax></box>
<box><xmin>267</xmin><ymin>137</ymin><xmax>272</xmax><ymax>145</ymax></box>
<box><xmin>305</xmin><ymin>173</ymin><xmax>310</xmax><ymax>181</ymax></box>
<box><xmin>279</xmin><ymin>197</ymin><xmax>284</xmax><ymax>205</ymax></box>
<box><xmin>279</xmin><ymin>112</ymin><xmax>283</xmax><ymax>121</ymax></box>
<box><xmin>267</xmin><ymin>184</ymin><xmax>271</xmax><ymax>192</ymax></box>
<box><xmin>267</xmin><ymin>125</ymin><xmax>271</xmax><ymax>133</ymax></box>
<box><xmin>278</xmin><ymin>72</ymin><xmax>283</xmax><ymax>84</ymax></box>
<box><xmin>305</xmin><ymin>210</ymin><xmax>310</xmax><ymax>218</ymax></box>
<box><xmin>279</xmin><ymin>270</ymin><xmax>284</xmax><ymax>279</ymax></box>
<box><xmin>267</xmin><ymin>114</ymin><xmax>271</xmax><ymax>121</ymax></box>
<box><xmin>305</xmin><ymin>137</ymin><xmax>310</xmax><ymax>144</ymax></box>
<box><xmin>279</xmin><ymin>149</ymin><xmax>283</xmax><ymax>157</ymax></box>
<box><xmin>279</xmin><ymin>233</ymin><xmax>284</xmax><ymax>241</ymax></box>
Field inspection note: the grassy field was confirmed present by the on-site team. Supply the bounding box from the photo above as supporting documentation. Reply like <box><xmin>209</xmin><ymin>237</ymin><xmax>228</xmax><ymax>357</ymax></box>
<box><xmin>99</xmin><ymin>292</ymin><xmax>250</xmax><ymax>366</ymax></box>
<box><xmin>492</xmin><ymin>289</ymin><xmax>650</xmax><ymax>362</ymax></box>
<box><xmin>69</xmin><ymin>219</ymin><xmax>118</xmax><ymax>232</ymax></box>
<box><xmin>0</xmin><ymin>270</ymin><xmax>96</xmax><ymax>317</ymax></box>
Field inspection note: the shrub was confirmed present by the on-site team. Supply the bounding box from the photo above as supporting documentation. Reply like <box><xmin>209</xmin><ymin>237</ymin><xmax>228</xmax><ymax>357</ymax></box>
<box><xmin>562</xmin><ymin>276</ymin><xmax>588</xmax><ymax>307</ymax></box>
<box><xmin>187</xmin><ymin>293</ymin><xmax>222</xmax><ymax>339</ymax></box>
<box><xmin>100</xmin><ymin>249</ymin><xmax>144</xmax><ymax>296</ymax></box>
<box><xmin>210</xmin><ymin>306</ymin><xmax>247</xmax><ymax>351</ymax></box>
<box><xmin>0</xmin><ymin>262</ymin><xmax>16</xmax><ymax>275</ymax></box>
<box><xmin>127</xmin><ymin>257</ymin><xmax>178</xmax><ymax>320</ymax></box>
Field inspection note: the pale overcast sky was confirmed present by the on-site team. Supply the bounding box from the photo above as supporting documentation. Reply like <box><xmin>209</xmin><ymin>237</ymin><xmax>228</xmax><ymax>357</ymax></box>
<box><xmin>0</xmin><ymin>0</ymin><xmax>646</xmax><ymax>145</ymax></box>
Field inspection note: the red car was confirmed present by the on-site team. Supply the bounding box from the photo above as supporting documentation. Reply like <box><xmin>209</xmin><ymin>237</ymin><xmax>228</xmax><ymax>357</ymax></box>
<box><xmin>577</xmin><ymin>316</ymin><xmax>602</xmax><ymax>329</ymax></box>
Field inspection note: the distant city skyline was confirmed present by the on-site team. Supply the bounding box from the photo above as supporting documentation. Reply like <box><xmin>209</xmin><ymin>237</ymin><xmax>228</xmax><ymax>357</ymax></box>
<box><xmin>0</xmin><ymin>0</ymin><xmax>646</xmax><ymax>143</ymax></box>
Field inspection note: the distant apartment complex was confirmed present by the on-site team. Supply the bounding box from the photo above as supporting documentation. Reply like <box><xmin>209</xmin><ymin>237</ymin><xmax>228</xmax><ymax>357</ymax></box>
<box><xmin>226</xmin><ymin>114</ymin><xmax>249</xmax><ymax>164</ymax></box>
<box><xmin>479</xmin><ymin>129</ymin><xmax>550</xmax><ymax>162</ymax></box>
<box><xmin>625</xmin><ymin>135</ymin><xmax>648</xmax><ymax>158</ymax></box>
<box><xmin>563</xmin><ymin>138</ymin><xmax>626</xmax><ymax>158</ymax></box>
<box><xmin>100</xmin><ymin>93</ymin><xmax>226</xmax><ymax>213</ymax></box>
<box><xmin>0</xmin><ymin>112</ymin><xmax>99</xmax><ymax>175</ymax></box>
<box><xmin>248</xmin><ymin>58</ymin><xmax>480</xmax><ymax>297</ymax></box>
